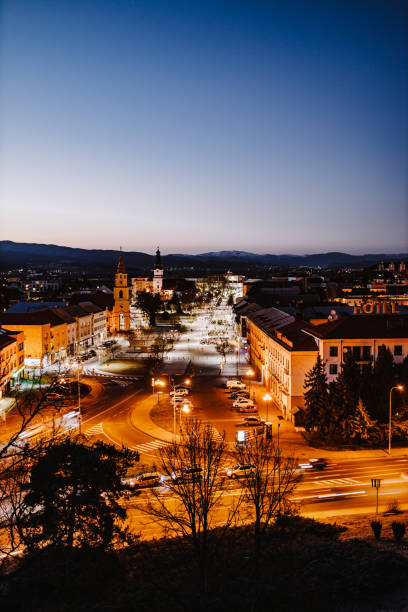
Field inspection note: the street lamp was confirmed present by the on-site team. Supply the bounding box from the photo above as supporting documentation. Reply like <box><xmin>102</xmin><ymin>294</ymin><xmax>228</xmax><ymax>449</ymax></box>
<box><xmin>388</xmin><ymin>385</ymin><xmax>404</xmax><ymax>455</ymax></box>
<box><xmin>152</xmin><ymin>378</ymin><xmax>165</xmax><ymax>404</ymax></box>
<box><xmin>263</xmin><ymin>393</ymin><xmax>272</xmax><ymax>422</ymax></box>
<box><xmin>246</xmin><ymin>368</ymin><xmax>254</xmax><ymax>399</ymax></box>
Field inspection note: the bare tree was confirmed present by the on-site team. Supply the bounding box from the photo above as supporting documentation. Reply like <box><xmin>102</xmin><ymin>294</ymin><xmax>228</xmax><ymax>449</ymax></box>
<box><xmin>0</xmin><ymin>367</ymin><xmax>73</xmax><ymax>563</ymax></box>
<box><xmin>139</xmin><ymin>418</ymin><xmax>242</xmax><ymax>610</ymax></box>
<box><xmin>235</xmin><ymin>436</ymin><xmax>300</xmax><ymax>609</ymax></box>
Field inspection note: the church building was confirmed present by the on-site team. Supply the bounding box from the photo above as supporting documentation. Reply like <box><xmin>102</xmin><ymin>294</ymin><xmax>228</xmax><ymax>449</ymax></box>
<box><xmin>111</xmin><ymin>249</ymin><xmax>130</xmax><ymax>333</ymax></box>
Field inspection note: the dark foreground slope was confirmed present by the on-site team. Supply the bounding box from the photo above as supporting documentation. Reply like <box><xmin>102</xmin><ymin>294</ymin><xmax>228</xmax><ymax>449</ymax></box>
<box><xmin>1</xmin><ymin>517</ymin><xmax>407</xmax><ymax>612</ymax></box>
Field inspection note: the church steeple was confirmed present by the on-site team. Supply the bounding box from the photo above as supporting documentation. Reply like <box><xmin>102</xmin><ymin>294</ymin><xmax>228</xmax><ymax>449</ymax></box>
<box><xmin>153</xmin><ymin>246</ymin><xmax>163</xmax><ymax>294</ymax></box>
<box><xmin>155</xmin><ymin>246</ymin><xmax>162</xmax><ymax>270</ymax></box>
<box><xmin>112</xmin><ymin>248</ymin><xmax>130</xmax><ymax>333</ymax></box>
<box><xmin>117</xmin><ymin>247</ymin><xmax>126</xmax><ymax>274</ymax></box>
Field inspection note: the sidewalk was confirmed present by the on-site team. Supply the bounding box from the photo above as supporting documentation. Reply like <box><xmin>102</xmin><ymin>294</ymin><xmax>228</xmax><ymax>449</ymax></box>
<box><xmin>129</xmin><ymin>393</ymin><xmax>178</xmax><ymax>444</ymax></box>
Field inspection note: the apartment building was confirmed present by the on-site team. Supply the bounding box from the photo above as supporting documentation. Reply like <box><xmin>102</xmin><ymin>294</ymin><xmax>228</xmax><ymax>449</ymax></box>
<box><xmin>0</xmin><ymin>328</ymin><xmax>24</xmax><ymax>398</ymax></box>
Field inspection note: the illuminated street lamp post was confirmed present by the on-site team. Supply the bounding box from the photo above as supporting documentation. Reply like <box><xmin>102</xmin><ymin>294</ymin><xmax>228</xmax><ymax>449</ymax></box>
<box><xmin>388</xmin><ymin>385</ymin><xmax>404</xmax><ymax>455</ymax></box>
<box><xmin>263</xmin><ymin>393</ymin><xmax>272</xmax><ymax>422</ymax></box>
<box><xmin>151</xmin><ymin>378</ymin><xmax>165</xmax><ymax>404</ymax></box>
<box><xmin>246</xmin><ymin>368</ymin><xmax>254</xmax><ymax>399</ymax></box>
<box><xmin>180</xmin><ymin>403</ymin><xmax>191</xmax><ymax>431</ymax></box>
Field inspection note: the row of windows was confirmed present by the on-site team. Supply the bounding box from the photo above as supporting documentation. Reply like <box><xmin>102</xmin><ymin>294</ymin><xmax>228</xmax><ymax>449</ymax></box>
<box><xmin>329</xmin><ymin>345</ymin><xmax>403</xmax><ymax>358</ymax></box>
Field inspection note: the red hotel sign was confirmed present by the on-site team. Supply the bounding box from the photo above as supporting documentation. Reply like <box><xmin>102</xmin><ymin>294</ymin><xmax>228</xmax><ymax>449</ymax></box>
<box><xmin>353</xmin><ymin>301</ymin><xmax>400</xmax><ymax>315</ymax></box>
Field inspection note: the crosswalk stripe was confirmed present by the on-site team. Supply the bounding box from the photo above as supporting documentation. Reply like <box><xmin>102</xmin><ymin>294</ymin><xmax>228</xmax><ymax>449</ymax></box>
<box><xmin>315</xmin><ymin>478</ymin><xmax>361</xmax><ymax>486</ymax></box>
<box><xmin>133</xmin><ymin>440</ymin><xmax>170</xmax><ymax>454</ymax></box>
<box><xmin>85</xmin><ymin>423</ymin><xmax>104</xmax><ymax>436</ymax></box>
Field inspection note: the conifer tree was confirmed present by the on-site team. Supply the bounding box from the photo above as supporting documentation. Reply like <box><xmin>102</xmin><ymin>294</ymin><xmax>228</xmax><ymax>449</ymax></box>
<box><xmin>330</xmin><ymin>351</ymin><xmax>361</xmax><ymax>440</ymax></box>
<box><xmin>303</xmin><ymin>354</ymin><xmax>329</xmax><ymax>433</ymax></box>
<box><xmin>348</xmin><ymin>397</ymin><xmax>374</xmax><ymax>441</ymax></box>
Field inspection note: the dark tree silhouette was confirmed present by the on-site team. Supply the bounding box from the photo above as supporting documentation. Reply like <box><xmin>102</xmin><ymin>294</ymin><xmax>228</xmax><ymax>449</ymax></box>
<box><xmin>21</xmin><ymin>439</ymin><xmax>138</xmax><ymax>551</ymax></box>
<box><xmin>136</xmin><ymin>291</ymin><xmax>162</xmax><ymax>326</ymax></box>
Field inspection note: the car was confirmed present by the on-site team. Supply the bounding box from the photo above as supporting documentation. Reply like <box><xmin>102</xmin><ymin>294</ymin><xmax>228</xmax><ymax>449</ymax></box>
<box><xmin>241</xmin><ymin>416</ymin><xmax>265</xmax><ymax>427</ymax></box>
<box><xmin>229</xmin><ymin>390</ymin><xmax>250</xmax><ymax>398</ymax></box>
<box><xmin>298</xmin><ymin>458</ymin><xmax>328</xmax><ymax>471</ymax></box>
<box><xmin>226</xmin><ymin>379</ymin><xmax>244</xmax><ymax>388</ymax></box>
<box><xmin>228</xmin><ymin>381</ymin><xmax>247</xmax><ymax>390</ymax></box>
<box><xmin>232</xmin><ymin>398</ymin><xmax>254</xmax><ymax>408</ymax></box>
<box><xmin>174</xmin><ymin>397</ymin><xmax>193</xmax><ymax>406</ymax></box>
<box><xmin>175</xmin><ymin>384</ymin><xmax>191</xmax><ymax>391</ymax></box>
<box><xmin>125</xmin><ymin>472</ymin><xmax>163</xmax><ymax>489</ymax></box>
<box><xmin>171</xmin><ymin>467</ymin><xmax>203</xmax><ymax>483</ymax></box>
<box><xmin>170</xmin><ymin>388</ymin><xmax>189</xmax><ymax>397</ymax></box>
<box><xmin>232</xmin><ymin>396</ymin><xmax>252</xmax><ymax>404</ymax></box>
<box><xmin>46</xmin><ymin>392</ymin><xmax>64</xmax><ymax>400</ymax></box>
<box><xmin>226</xmin><ymin>464</ymin><xmax>256</xmax><ymax>479</ymax></box>
<box><xmin>239</xmin><ymin>405</ymin><xmax>258</xmax><ymax>413</ymax></box>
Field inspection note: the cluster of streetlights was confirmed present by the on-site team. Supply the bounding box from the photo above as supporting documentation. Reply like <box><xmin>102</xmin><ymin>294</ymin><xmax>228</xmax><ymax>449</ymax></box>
<box><xmin>152</xmin><ymin>377</ymin><xmax>192</xmax><ymax>441</ymax></box>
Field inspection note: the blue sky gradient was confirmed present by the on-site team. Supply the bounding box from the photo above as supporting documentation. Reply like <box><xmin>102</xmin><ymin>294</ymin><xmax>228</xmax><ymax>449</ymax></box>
<box><xmin>1</xmin><ymin>0</ymin><xmax>407</xmax><ymax>254</ymax></box>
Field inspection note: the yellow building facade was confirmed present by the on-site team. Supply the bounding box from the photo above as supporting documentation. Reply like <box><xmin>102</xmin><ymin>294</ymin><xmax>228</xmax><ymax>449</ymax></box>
<box><xmin>111</xmin><ymin>250</ymin><xmax>130</xmax><ymax>333</ymax></box>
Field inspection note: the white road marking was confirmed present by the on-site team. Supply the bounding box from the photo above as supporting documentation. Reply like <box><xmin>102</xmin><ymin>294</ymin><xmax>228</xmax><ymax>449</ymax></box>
<box><xmin>132</xmin><ymin>440</ymin><xmax>171</xmax><ymax>455</ymax></box>
<box><xmin>85</xmin><ymin>422</ymin><xmax>104</xmax><ymax>436</ymax></box>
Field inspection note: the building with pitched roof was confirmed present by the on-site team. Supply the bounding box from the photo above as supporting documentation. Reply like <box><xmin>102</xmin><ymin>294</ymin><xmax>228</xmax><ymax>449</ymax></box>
<box><xmin>0</xmin><ymin>328</ymin><xmax>24</xmax><ymax>398</ymax></box>
<box><xmin>245</xmin><ymin>306</ymin><xmax>408</xmax><ymax>422</ymax></box>
<box><xmin>0</xmin><ymin>309</ymin><xmax>67</xmax><ymax>368</ymax></box>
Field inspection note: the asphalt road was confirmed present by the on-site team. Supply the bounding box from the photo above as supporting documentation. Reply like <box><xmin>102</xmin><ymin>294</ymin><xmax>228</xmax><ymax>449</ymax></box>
<box><xmin>3</xmin><ymin>301</ymin><xmax>408</xmax><ymax>521</ymax></box>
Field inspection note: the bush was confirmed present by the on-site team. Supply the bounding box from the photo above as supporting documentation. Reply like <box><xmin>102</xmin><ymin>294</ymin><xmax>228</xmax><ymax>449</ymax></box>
<box><xmin>386</xmin><ymin>498</ymin><xmax>402</xmax><ymax>514</ymax></box>
<box><xmin>392</xmin><ymin>521</ymin><xmax>406</xmax><ymax>542</ymax></box>
<box><xmin>371</xmin><ymin>520</ymin><xmax>382</xmax><ymax>540</ymax></box>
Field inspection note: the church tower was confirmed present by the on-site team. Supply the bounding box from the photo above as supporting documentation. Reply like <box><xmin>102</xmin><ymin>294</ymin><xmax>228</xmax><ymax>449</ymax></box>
<box><xmin>152</xmin><ymin>246</ymin><xmax>163</xmax><ymax>294</ymax></box>
<box><xmin>112</xmin><ymin>248</ymin><xmax>130</xmax><ymax>332</ymax></box>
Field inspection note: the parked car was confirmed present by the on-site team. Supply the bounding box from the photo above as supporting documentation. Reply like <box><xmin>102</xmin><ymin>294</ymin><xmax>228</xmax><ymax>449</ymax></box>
<box><xmin>233</xmin><ymin>398</ymin><xmax>254</xmax><ymax>407</ymax></box>
<box><xmin>171</xmin><ymin>467</ymin><xmax>203</xmax><ymax>483</ymax></box>
<box><xmin>226</xmin><ymin>464</ymin><xmax>256</xmax><ymax>479</ymax></box>
<box><xmin>298</xmin><ymin>458</ymin><xmax>328</xmax><ymax>471</ymax></box>
<box><xmin>170</xmin><ymin>388</ymin><xmax>189</xmax><ymax>397</ymax></box>
<box><xmin>174</xmin><ymin>397</ymin><xmax>193</xmax><ymax>406</ymax></box>
<box><xmin>230</xmin><ymin>390</ymin><xmax>250</xmax><ymax>399</ymax></box>
<box><xmin>226</xmin><ymin>380</ymin><xmax>246</xmax><ymax>389</ymax></box>
<box><xmin>241</xmin><ymin>416</ymin><xmax>265</xmax><ymax>427</ymax></box>
<box><xmin>239</xmin><ymin>405</ymin><xmax>258</xmax><ymax>413</ymax></box>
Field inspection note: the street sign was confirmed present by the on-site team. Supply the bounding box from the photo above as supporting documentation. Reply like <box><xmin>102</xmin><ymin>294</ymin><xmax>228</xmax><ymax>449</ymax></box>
<box><xmin>371</xmin><ymin>478</ymin><xmax>382</xmax><ymax>514</ymax></box>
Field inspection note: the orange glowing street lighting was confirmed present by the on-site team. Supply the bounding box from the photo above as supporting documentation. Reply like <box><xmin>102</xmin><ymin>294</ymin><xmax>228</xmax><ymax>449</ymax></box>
<box><xmin>184</xmin><ymin>378</ymin><xmax>191</xmax><ymax>386</ymax></box>
<box><xmin>182</xmin><ymin>404</ymin><xmax>191</xmax><ymax>414</ymax></box>
<box><xmin>246</xmin><ymin>368</ymin><xmax>255</xmax><ymax>397</ymax></box>
<box><xmin>263</xmin><ymin>393</ymin><xmax>272</xmax><ymax>421</ymax></box>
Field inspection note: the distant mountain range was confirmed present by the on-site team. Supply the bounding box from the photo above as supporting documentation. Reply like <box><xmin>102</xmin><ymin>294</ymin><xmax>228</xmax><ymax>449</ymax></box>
<box><xmin>0</xmin><ymin>241</ymin><xmax>406</xmax><ymax>272</ymax></box>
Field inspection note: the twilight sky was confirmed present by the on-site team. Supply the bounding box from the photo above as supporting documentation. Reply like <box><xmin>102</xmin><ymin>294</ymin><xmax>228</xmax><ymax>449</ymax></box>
<box><xmin>1</xmin><ymin>0</ymin><xmax>407</xmax><ymax>255</ymax></box>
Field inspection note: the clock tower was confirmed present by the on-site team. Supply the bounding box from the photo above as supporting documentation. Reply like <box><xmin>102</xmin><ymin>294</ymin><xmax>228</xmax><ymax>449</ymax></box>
<box><xmin>112</xmin><ymin>248</ymin><xmax>130</xmax><ymax>332</ymax></box>
<box><xmin>153</xmin><ymin>246</ymin><xmax>163</xmax><ymax>294</ymax></box>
